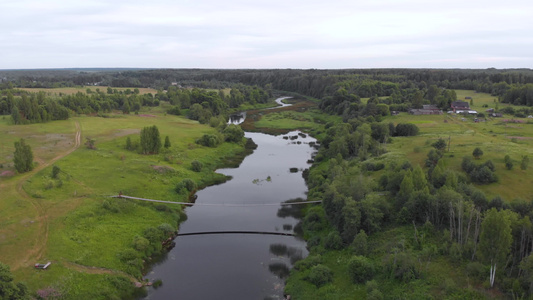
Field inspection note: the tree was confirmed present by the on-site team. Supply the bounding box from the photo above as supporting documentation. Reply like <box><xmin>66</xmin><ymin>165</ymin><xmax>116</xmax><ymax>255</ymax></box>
<box><xmin>431</xmin><ymin>138</ymin><xmax>447</xmax><ymax>151</ymax></box>
<box><xmin>140</xmin><ymin>125</ymin><xmax>162</xmax><ymax>154</ymax></box>
<box><xmin>478</xmin><ymin>208</ymin><xmax>513</xmax><ymax>287</ymax></box>
<box><xmin>13</xmin><ymin>138</ymin><xmax>33</xmax><ymax>173</ymax></box>
<box><xmin>164</xmin><ymin>136</ymin><xmax>171</xmax><ymax>148</ymax></box>
<box><xmin>472</xmin><ymin>147</ymin><xmax>483</xmax><ymax>159</ymax></box>
<box><xmin>348</xmin><ymin>256</ymin><xmax>375</xmax><ymax>283</ymax></box>
<box><xmin>504</xmin><ymin>155</ymin><xmax>513</xmax><ymax>170</ymax></box>
<box><xmin>0</xmin><ymin>262</ymin><xmax>29</xmax><ymax>299</ymax></box>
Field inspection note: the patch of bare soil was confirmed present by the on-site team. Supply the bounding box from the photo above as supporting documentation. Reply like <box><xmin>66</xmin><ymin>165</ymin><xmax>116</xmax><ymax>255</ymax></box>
<box><xmin>138</xmin><ymin>114</ymin><xmax>157</xmax><ymax>117</ymax></box>
<box><xmin>152</xmin><ymin>165</ymin><xmax>176</xmax><ymax>174</ymax></box>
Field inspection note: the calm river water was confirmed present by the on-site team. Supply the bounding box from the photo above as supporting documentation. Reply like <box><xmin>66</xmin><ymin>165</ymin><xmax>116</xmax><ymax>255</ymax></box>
<box><xmin>143</xmin><ymin>130</ymin><xmax>317</xmax><ymax>299</ymax></box>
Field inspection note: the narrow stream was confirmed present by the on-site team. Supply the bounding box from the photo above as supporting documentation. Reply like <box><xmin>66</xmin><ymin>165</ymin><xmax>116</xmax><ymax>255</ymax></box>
<box><xmin>143</xmin><ymin>100</ymin><xmax>316</xmax><ymax>299</ymax></box>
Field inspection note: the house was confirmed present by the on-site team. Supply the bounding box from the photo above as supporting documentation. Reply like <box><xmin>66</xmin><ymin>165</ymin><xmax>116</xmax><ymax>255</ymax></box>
<box><xmin>409</xmin><ymin>105</ymin><xmax>442</xmax><ymax>115</ymax></box>
<box><xmin>451</xmin><ymin>101</ymin><xmax>470</xmax><ymax>113</ymax></box>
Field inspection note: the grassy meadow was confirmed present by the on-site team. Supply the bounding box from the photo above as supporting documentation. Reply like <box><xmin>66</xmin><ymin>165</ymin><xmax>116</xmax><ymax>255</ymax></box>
<box><xmin>0</xmin><ymin>110</ymin><xmax>245</xmax><ymax>298</ymax></box>
<box><xmin>383</xmin><ymin>91</ymin><xmax>533</xmax><ymax>201</ymax></box>
<box><xmin>19</xmin><ymin>86</ymin><xmax>159</xmax><ymax>96</ymax></box>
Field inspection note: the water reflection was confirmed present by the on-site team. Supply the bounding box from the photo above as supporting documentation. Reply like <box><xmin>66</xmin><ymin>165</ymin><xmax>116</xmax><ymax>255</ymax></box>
<box><xmin>228</xmin><ymin>112</ymin><xmax>246</xmax><ymax>124</ymax></box>
<box><xmin>144</xmin><ymin>131</ymin><xmax>316</xmax><ymax>299</ymax></box>
<box><xmin>268</xmin><ymin>263</ymin><xmax>290</xmax><ymax>279</ymax></box>
<box><xmin>277</xmin><ymin>198</ymin><xmax>306</xmax><ymax>219</ymax></box>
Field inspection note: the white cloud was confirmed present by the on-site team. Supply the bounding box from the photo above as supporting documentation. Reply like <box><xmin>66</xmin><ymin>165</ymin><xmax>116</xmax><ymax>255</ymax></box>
<box><xmin>0</xmin><ymin>0</ymin><xmax>531</xmax><ymax>69</ymax></box>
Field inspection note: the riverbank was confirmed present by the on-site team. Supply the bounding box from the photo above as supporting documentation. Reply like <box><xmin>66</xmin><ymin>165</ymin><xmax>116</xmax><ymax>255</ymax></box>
<box><xmin>0</xmin><ymin>110</ymin><xmax>251</xmax><ymax>299</ymax></box>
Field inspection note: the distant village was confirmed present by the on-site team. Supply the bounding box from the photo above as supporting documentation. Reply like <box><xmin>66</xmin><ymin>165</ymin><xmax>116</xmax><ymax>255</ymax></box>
<box><xmin>407</xmin><ymin>98</ymin><xmax>503</xmax><ymax>118</ymax></box>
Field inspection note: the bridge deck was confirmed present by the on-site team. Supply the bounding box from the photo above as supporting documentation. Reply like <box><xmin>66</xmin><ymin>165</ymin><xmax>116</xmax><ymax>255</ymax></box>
<box><xmin>111</xmin><ymin>195</ymin><xmax>321</xmax><ymax>207</ymax></box>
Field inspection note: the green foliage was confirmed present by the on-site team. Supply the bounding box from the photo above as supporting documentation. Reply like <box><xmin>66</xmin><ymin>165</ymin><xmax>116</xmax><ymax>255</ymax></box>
<box><xmin>461</xmin><ymin>157</ymin><xmax>498</xmax><ymax>184</ymax></box>
<box><xmin>223</xmin><ymin>124</ymin><xmax>244</xmax><ymax>143</ymax></box>
<box><xmin>520</xmin><ymin>155</ymin><xmax>529</xmax><ymax>170</ymax></box>
<box><xmin>472</xmin><ymin>147</ymin><xmax>483</xmax><ymax>159</ymax></box>
<box><xmin>13</xmin><ymin>138</ymin><xmax>33</xmax><ymax>173</ymax></box>
<box><xmin>164</xmin><ymin>136</ymin><xmax>171</xmax><ymax>148</ymax></box>
<box><xmin>505</xmin><ymin>155</ymin><xmax>514</xmax><ymax>170</ymax></box>
<box><xmin>478</xmin><ymin>208</ymin><xmax>513</xmax><ymax>266</ymax></box>
<box><xmin>196</xmin><ymin>134</ymin><xmax>222</xmax><ymax>147</ymax></box>
<box><xmin>383</xmin><ymin>251</ymin><xmax>419</xmax><ymax>282</ymax></box>
<box><xmin>175</xmin><ymin>178</ymin><xmax>197</xmax><ymax>193</ymax></box>
<box><xmin>431</xmin><ymin>138</ymin><xmax>447</xmax><ymax>151</ymax></box>
<box><xmin>0</xmin><ymin>262</ymin><xmax>29</xmax><ymax>300</ymax></box>
<box><xmin>51</xmin><ymin>165</ymin><xmax>60</xmax><ymax>179</ymax></box>
<box><xmin>324</xmin><ymin>231</ymin><xmax>343</xmax><ymax>250</ymax></box>
<box><xmin>166</xmin><ymin>105</ymin><xmax>181</xmax><ymax>116</ymax></box>
<box><xmin>140</xmin><ymin>125</ymin><xmax>162</xmax><ymax>154</ymax></box>
<box><xmin>348</xmin><ymin>255</ymin><xmax>375</xmax><ymax>283</ymax></box>
<box><xmin>351</xmin><ymin>230</ymin><xmax>368</xmax><ymax>255</ymax></box>
<box><xmin>305</xmin><ymin>264</ymin><xmax>334</xmax><ymax>287</ymax></box>
<box><xmin>191</xmin><ymin>160</ymin><xmax>203</xmax><ymax>172</ymax></box>
<box><xmin>394</xmin><ymin>123</ymin><xmax>419</xmax><ymax>136</ymax></box>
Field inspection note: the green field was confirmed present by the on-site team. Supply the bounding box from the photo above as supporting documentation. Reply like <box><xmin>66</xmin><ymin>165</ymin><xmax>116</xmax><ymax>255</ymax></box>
<box><xmin>19</xmin><ymin>86</ymin><xmax>159</xmax><ymax>96</ymax></box>
<box><xmin>385</xmin><ymin>109</ymin><xmax>533</xmax><ymax>201</ymax></box>
<box><xmin>0</xmin><ymin>111</ymin><xmax>245</xmax><ymax>298</ymax></box>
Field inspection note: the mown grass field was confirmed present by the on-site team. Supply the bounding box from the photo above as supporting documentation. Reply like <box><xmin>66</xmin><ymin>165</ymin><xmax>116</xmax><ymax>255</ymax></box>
<box><xmin>19</xmin><ymin>86</ymin><xmax>159</xmax><ymax>96</ymax></box>
<box><xmin>0</xmin><ymin>110</ymin><xmax>245</xmax><ymax>298</ymax></box>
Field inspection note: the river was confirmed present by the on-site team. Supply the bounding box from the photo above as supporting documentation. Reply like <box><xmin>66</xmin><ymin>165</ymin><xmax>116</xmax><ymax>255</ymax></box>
<box><xmin>143</xmin><ymin>100</ymin><xmax>316</xmax><ymax>299</ymax></box>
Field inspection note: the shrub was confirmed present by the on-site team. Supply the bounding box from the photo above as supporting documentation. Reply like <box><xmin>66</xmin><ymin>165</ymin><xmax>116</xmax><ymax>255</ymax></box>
<box><xmin>175</xmin><ymin>179</ymin><xmax>197</xmax><ymax>193</ymax></box>
<box><xmin>167</xmin><ymin>106</ymin><xmax>181</xmax><ymax>115</ymax></box>
<box><xmin>196</xmin><ymin>134</ymin><xmax>222</xmax><ymax>147</ymax></box>
<box><xmin>324</xmin><ymin>231</ymin><xmax>343</xmax><ymax>250</ymax></box>
<box><xmin>432</xmin><ymin>138</ymin><xmax>447</xmax><ymax>151</ymax></box>
<box><xmin>51</xmin><ymin>165</ymin><xmax>60</xmax><ymax>179</ymax></box>
<box><xmin>395</xmin><ymin>123</ymin><xmax>419</xmax><ymax>136</ymax></box>
<box><xmin>351</xmin><ymin>230</ymin><xmax>368</xmax><ymax>255</ymax></box>
<box><xmin>191</xmin><ymin>160</ymin><xmax>203</xmax><ymax>172</ymax></box>
<box><xmin>305</xmin><ymin>264</ymin><xmax>333</xmax><ymax>287</ymax></box>
<box><xmin>223</xmin><ymin>124</ymin><xmax>244</xmax><ymax>143</ymax></box>
<box><xmin>472</xmin><ymin>147</ymin><xmax>483</xmax><ymax>159</ymax></box>
<box><xmin>348</xmin><ymin>256</ymin><xmax>375</xmax><ymax>283</ymax></box>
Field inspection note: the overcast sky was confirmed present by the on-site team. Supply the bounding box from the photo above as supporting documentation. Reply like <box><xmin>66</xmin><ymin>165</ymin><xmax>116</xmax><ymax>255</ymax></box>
<box><xmin>1</xmin><ymin>0</ymin><xmax>532</xmax><ymax>69</ymax></box>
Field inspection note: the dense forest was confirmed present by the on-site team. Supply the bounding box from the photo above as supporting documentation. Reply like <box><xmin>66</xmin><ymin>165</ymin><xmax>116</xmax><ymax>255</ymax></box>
<box><xmin>2</xmin><ymin>68</ymin><xmax>533</xmax><ymax>298</ymax></box>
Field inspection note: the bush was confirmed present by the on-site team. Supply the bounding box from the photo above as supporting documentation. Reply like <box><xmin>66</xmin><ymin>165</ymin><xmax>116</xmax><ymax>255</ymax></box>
<box><xmin>196</xmin><ymin>134</ymin><xmax>222</xmax><ymax>147</ymax></box>
<box><xmin>191</xmin><ymin>160</ymin><xmax>203</xmax><ymax>172</ymax></box>
<box><xmin>167</xmin><ymin>106</ymin><xmax>181</xmax><ymax>115</ymax></box>
<box><xmin>395</xmin><ymin>123</ymin><xmax>419</xmax><ymax>136</ymax></box>
<box><xmin>175</xmin><ymin>179</ymin><xmax>197</xmax><ymax>193</ymax></box>
<box><xmin>302</xmin><ymin>207</ymin><xmax>325</xmax><ymax>232</ymax></box>
<box><xmin>351</xmin><ymin>230</ymin><xmax>368</xmax><ymax>255</ymax></box>
<box><xmin>223</xmin><ymin>124</ymin><xmax>244</xmax><ymax>143</ymax></box>
<box><xmin>472</xmin><ymin>147</ymin><xmax>483</xmax><ymax>159</ymax></box>
<box><xmin>305</xmin><ymin>264</ymin><xmax>333</xmax><ymax>287</ymax></box>
<box><xmin>432</xmin><ymin>138</ymin><xmax>447</xmax><ymax>151</ymax></box>
<box><xmin>324</xmin><ymin>231</ymin><xmax>343</xmax><ymax>250</ymax></box>
<box><xmin>348</xmin><ymin>256</ymin><xmax>375</xmax><ymax>283</ymax></box>
<box><xmin>51</xmin><ymin>165</ymin><xmax>60</xmax><ymax>179</ymax></box>
<box><xmin>294</xmin><ymin>255</ymin><xmax>322</xmax><ymax>271</ymax></box>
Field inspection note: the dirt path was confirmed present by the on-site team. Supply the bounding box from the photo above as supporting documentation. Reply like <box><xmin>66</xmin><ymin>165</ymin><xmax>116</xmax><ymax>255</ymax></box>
<box><xmin>12</xmin><ymin>121</ymin><xmax>81</xmax><ymax>270</ymax></box>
